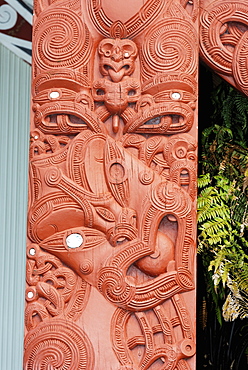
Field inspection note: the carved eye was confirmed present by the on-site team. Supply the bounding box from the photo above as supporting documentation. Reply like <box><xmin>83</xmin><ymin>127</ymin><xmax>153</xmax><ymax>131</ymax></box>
<box><xmin>128</xmin><ymin>90</ymin><xmax>136</xmax><ymax>96</ymax></box>
<box><xmin>140</xmin><ymin>101</ymin><xmax>150</xmax><ymax>108</ymax></box>
<box><xmin>66</xmin><ymin>233</ymin><xmax>84</xmax><ymax>249</ymax></box>
<box><xmin>116</xmin><ymin>237</ymin><xmax>128</xmax><ymax>245</ymax></box>
<box><xmin>144</xmin><ymin>117</ymin><xmax>161</xmax><ymax>125</ymax></box>
<box><xmin>68</xmin><ymin>114</ymin><xmax>87</xmax><ymax>125</ymax></box>
<box><xmin>123</xmin><ymin>44</ymin><xmax>135</xmax><ymax>56</ymax></box>
<box><xmin>29</xmin><ymin>248</ymin><xmax>36</xmax><ymax>256</ymax></box>
<box><xmin>40</xmin><ymin>228</ymin><xmax>107</xmax><ymax>253</ymax></box>
<box><xmin>100</xmin><ymin>42</ymin><xmax>113</xmax><ymax>56</ymax></box>
<box><xmin>171</xmin><ymin>92</ymin><xmax>181</xmax><ymax>100</ymax></box>
<box><xmin>187</xmin><ymin>153</ymin><xmax>196</xmax><ymax>161</ymax></box>
<box><xmin>49</xmin><ymin>91</ymin><xmax>60</xmax><ymax>99</ymax></box>
<box><xmin>96</xmin><ymin>89</ymin><xmax>105</xmax><ymax>96</ymax></box>
<box><xmin>27</xmin><ymin>291</ymin><xmax>34</xmax><ymax>299</ymax></box>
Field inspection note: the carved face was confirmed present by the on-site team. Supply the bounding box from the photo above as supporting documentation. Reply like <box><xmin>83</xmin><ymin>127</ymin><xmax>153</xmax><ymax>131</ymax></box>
<box><xmin>29</xmin><ymin>130</ymin><xmax>195</xmax><ymax>312</ymax></box>
<box><xmin>98</xmin><ymin>38</ymin><xmax>138</xmax><ymax>82</ymax></box>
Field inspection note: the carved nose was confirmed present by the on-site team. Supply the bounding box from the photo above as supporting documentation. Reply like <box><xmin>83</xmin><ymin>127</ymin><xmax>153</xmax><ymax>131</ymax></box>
<box><xmin>111</xmin><ymin>54</ymin><xmax>122</xmax><ymax>62</ymax></box>
<box><xmin>111</xmin><ymin>47</ymin><xmax>122</xmax><ymax>62</ymax></box>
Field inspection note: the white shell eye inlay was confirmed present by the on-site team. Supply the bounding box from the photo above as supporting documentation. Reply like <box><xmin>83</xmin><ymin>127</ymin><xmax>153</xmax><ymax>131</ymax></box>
<box><xmin>66</xmin><ymin>233</ymin><xmax>84</xmax><ymax>249</ymax></box>
<box><xmin>171</xmin><ymin>92</ymin><xmax>181</xmax><ymax>100</ymax></box>
<box><xmin>29</xmin><ymin>248</ymin><xmax>36</xmax><ymax>256</ymax></box>
<box><xmin>49</xmin><ymin>91</ymin><xmax>60</xmax><ymax>99</ymax></box>
<box><xmin>27</xmin><ymin>291</ymin><xmax>34</xmax><ymax>299</ymax></box>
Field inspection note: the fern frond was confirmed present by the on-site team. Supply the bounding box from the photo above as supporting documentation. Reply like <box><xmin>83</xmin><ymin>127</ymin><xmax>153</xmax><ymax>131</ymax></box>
<box><xmin>198</xmin><ymin>204</ymin><xmax>230</xmax><ymax>223</ymax></box>
<box><xmin>234</xmin><ymin>268</ymin><xmax>248</xmax><ymax>292</ymax></box>
<box><xmin>198</xmin><ymin>78</ymin><xmax>248</xmax><ymax>324</ymax></box>
<box><xmin>201</xmin><ymin>218</ymin><xmax>231</xmax><ymax>234</ymax></box>
<box><xmin>198</xmin><ymin>173</ymin><xmax>211</xmax><ymax>188</ymax></box>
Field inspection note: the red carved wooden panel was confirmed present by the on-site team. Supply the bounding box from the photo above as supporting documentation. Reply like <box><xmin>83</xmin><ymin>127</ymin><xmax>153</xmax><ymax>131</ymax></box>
<box><xmin>24</xmin><ymin>1</ymin><xmax>198</xmax><ymax>369</ymax></box>
<box><xmin>200</xmin><ymin>0</ymin><xmax>248</xmax><ymax>95</ymax></box>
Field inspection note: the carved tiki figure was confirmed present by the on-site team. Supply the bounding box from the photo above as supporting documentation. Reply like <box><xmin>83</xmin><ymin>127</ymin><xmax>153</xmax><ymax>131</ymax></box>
<box><xmin>24</xmin><ymin>0</ymin><xmax>199</xmax><ymax>369</ymax></box>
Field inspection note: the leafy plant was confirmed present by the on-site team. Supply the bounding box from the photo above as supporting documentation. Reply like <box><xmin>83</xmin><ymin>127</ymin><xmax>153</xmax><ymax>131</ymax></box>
<box><xmin>197</xmin><ymin>73</ymin><xmax>248</xmax><ymax>368</ymax></box>
<box><xmin>200</xmin><ymin>79</ymin><xmax>248</xmax><ymax>181</ymax></box>
<box><xmin>198</xmin><ymin>173</ymin><xmax>248</xmax><ymax>321</ymax></box>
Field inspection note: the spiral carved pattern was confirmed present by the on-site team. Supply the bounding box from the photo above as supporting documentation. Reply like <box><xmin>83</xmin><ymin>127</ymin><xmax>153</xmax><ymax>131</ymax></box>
<box><xmin>28</xmin><ymin>0</ymin><xmax>198</xmax><ymax>367</ymax></box>
<box><xmin>151</xmin><ymin>181</ymin><xmax>192</xmax><ymax>218</ymax></box>
<box><xmin>200</xmin><ymin>1</ymin><xmax>248</xmax><ymax>75</ymax></box>
<box><xmin>233</xmin><ymin>31</ymin><xmax>248</xmax><ymax>95</ymax></box>
<box><xmin>80</xmin><ymin>259</ymin><xmax>94</xmax><ymax>275</ymax></box>
<box><xmin>24</xmin><ymin>319</ymin><xmax>94</xmax><ymax>370</ymax></box>
<box><xmin>33</xmin><ymin>7</ymin><xmax>92</xmax><ymax>71</ymax></box>
<box><xmin>44</xmin><ymin>167</ymin><xmax>62</xmax><ymax>186</ymax></box>
<box><xmin>138</xmin><ymin>170</ymin><xmax>155</xmax><ymax>185</ymax></box>
<box><xmin>141</xmin><ymin>19</ymin><xmax>197</xmax><ymax>79</ymax></box>
<box><xmin>98</xmin><ymin>267</ymin><xmax>135</xmax><ymax>307</ymax></box>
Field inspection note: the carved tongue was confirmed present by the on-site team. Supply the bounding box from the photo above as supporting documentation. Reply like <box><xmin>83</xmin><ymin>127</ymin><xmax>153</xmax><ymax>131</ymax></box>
<box><xmin>108</xmin><ymin>68</ymin><xmax>125</xmax><ymax>82</ymax></box>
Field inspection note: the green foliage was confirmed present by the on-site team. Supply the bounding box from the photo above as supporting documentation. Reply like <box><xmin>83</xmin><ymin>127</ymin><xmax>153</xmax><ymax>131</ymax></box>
<box><xmin>198</xmin><ymin>173</ymin><xmax>248</xmax><ymax>321</ymax></box>
<box><xmin>201</xmin><ymin>81</ymin><xmax>248</xmax><ymax>180</ymax></box>
<box><xmin>198</xmin><ymin>79</ymin><xmax>248</xmax><ymax>323</ymax></box>
<box><xmin>211</xmin><ymin>83</ymin><xmax>248</xmax><ymax>144</ymax></box>
<box><xmin>198</xmin><ymin>175</ymin><xmax>234</xmax><ymax>249</ymax></box>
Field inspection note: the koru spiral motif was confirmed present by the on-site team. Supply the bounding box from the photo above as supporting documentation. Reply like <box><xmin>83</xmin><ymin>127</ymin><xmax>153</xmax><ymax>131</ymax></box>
<box><xmin>24</xmin><ymin>0</ymin><xmax>248</xmax><ymax>369</ymax></box>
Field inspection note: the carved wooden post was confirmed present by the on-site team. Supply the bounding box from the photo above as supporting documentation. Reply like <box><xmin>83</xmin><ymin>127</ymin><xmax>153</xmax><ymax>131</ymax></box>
<box><xmin>24</xmin><ymin>1</ymin><xmax>198</xmax><ymax>368</ymax></box>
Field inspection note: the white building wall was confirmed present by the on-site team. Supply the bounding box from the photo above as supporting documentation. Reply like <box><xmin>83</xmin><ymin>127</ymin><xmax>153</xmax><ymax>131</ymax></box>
<box><xmin>0</xmin><ymin>44</ymin><xmax>30</xmax><ymax>370</ymax></box>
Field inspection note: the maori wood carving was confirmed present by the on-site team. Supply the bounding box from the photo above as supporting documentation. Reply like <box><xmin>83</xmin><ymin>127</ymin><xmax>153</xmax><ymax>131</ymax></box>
<box><xmin>200</xmin><ymin>0</ymin><xmax>248</xmax><ymax>95</ymax></box>
<box><xmin>24</xmin><ymin>0</ymin><xmax>199</xmax><ymax>369</ymax></box>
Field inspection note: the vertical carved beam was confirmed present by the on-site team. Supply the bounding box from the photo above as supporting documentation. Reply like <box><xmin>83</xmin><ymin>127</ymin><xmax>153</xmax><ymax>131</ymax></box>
<box><xmin>24</xmin><ymin>1</ymin><xmax>198</xmax><ymax>369</ymax></box>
